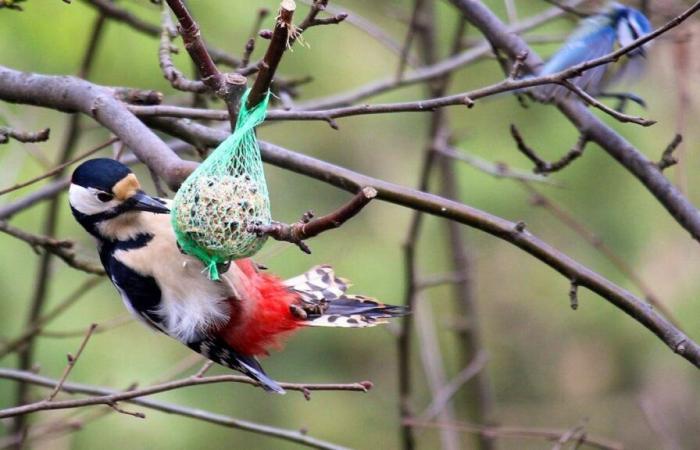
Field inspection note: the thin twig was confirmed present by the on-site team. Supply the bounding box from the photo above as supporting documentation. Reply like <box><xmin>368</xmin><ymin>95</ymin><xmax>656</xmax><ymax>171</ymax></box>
<box><xmin>46</xmin><ymin>324</ymin><xmax>98</xmax><ymax>402</ymax></box>
<box><xmin>0</xmin><ymin>137</ymin><xmax>118</xmax><ymax>197</ymax></box>
<box><xmin>241</xmin><ymin>8</ymin><xmax>270</xmax><ymax>67</ymax></box>
<box><xmin>40</xmin><ymin>315</ymin><xmax>132</xmax><ymax>339</ymax></box>
<box><xmin>193</xmin><ymin>361</ymin><xmax>214</xmax><ymax>378</ymax></box>
<box><xmin>0</xmin><ymin>368</ymin><xmax>355</xmax><ymax>450</ymax></box>
<box><xmin>405</xmin><ymin>419</ymin><xmax>622</xmax><ymax>450</ymax></box>
<box><xmin>418</xmin><ymin>351</ymin><xmax>489</xmax><ymax>422</ymax></box>
<box><xmin>0</xmin><ymin>369</ymin><xmax>373</xmax><ymax>418</ymax></box>
<box><xmin>434</xmin><ymin>144</ymin><xmax>556</xmax><ymax>184</ymax></box>
<box><xmin>395</xmin><ymin>0</ymin><xmax>423</xmax><ymax>81</ymax></box>
<box><xmin>560</xmin><ymin>80</ymin><xmax>656</xmax><ymax>127</ymax></box>
<box><xmin>0</xmin><ymin>278</ymin><xmax>103</xmax><ymax>359</ymax></box>
<box><xmin>0</xmin><ymin>221</ymin><xmax>105</xmax><ymax>275</ymax></box>
<box><xmin>295</xmin><ymin>0</ymin><xmax>348</xmax><ymax>39</ymax></box>
<box><xmin>657</xmin><ymin>134</ymin><xmax>683</xmax><ymax>171</ymax></box>
<box><xmin>511</xmin><ymin>125</ymin><xmax>587</xmax><ymax>174</ymax></box>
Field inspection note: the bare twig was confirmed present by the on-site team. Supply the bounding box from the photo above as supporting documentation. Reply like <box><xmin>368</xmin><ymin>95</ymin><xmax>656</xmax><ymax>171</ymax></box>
<box><xmin>0</xmin><ymin>127</ymin><xmax>49</xmax><ymax>144</ymax></box>
<box><xmin>0</xmin><ymin>278</ymin><xmax>103</xmax><ymax>359</ymax></box>
<box><xmin>40</xmin><ymin>315</ymin><xmax>132</xmax><ymax>339</ymax></box>
<box><xmin>193</xmin><ymin>361</ymin><xmax>214</xmax><ymax>378</ymax></box>
<box><xmin>559</xmin><ymin>80</ymin><xmax>656</xmax><ymax>126</ymax></box>
<box><xmin>657</xmin><ymin>134</ymin><xmax>683</xmax><ymax>171</ymax></box>
<box><xmin>295</xmin><ymin>0</ymin><xmax>347</xmax><ymax>38</ymax></box>
<box><xmin>0</xmin><ymin>221</ymin><xmax>105</xmax><ymax>275</ymax></box>
<box><xmin>395</xmin><ymin>0</ymin><xmax>424</xmax><ymax>81</ymax></box>
<box><xmin>0</xmin><ymin>137</ymin><xmax>118</xmax><ymax>197</ymax></box>
<box><xmin>241</xmin><ymin>8</ymin><xmax>271</xmax><ymax>68</ymax></box>
<box><xmin>511</xmin><ymin>125</ymin><xmax>587</xmax><ymax>174</ymax></box>
<box><xmin>0</xmin><ymin>368</ymin><xmax>372</xmax><ymax>418</ymax></box>
<box><xmin>569</xmin><ymin>280</ymin><xmax>579</xmax><ymax>310</ymax></box>
<box><xmin>405</xmin><ymin>419</ymin><xmax>622</xmax><ymax>450</ymax></box>
<box><xmin>418</xmin><ymin>351</ymin><xmax>489</xmax><ymax>422</ymax></box>
<box><xmin>46</xmin><ymin>324</ymin><xmax>98</xmax><ymax>401</ymax></box>
<box><xmin>542</xmin><ymin>0</ymin><xmax>590</xmax><ymax>18</ymax></box>
<box><xmin>434</xmin><ymin>144</ymin><xmax>555</xmax><ymax>184</ymax></box>
<box><xmin>0</xmin><ymin>368</ymin><xmax>357</xmax><ymax>450</ymax></box>
<box><xmin>251</xmin><ymin>186</ymin><xmax>377</xmax><ymax>253</ymax></box>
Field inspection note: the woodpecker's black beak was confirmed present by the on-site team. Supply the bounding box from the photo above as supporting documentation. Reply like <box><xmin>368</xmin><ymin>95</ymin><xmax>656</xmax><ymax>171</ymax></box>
<box><xmin>128</xmin><ymin>191</ymin><xmax>170</xmax><ymax>214</ymax></box>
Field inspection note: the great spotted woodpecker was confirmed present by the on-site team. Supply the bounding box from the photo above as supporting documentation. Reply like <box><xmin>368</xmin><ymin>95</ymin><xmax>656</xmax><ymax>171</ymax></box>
<box><xmin>69</xmin><ymin>158</ymin><xmax>406</xmax><ymax>393</ymax></box>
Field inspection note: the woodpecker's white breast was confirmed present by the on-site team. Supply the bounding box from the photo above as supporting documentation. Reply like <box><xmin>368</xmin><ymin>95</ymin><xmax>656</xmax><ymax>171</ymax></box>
<box><xmin>112</xmin><ymin>203</ymin><xmax>236</xmax><ymax>343</ymax></box>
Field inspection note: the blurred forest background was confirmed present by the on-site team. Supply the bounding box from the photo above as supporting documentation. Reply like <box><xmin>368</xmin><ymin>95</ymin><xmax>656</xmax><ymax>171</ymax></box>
<box><xmin>0</xmin><ymin>0</ymin><xmax>699</xmax><ymax>449</ymax></box>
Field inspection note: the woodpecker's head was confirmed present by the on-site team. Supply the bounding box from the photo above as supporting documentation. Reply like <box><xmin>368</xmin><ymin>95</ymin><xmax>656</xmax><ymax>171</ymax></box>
<box><xmin>69</xmin><ymin>158</ymin><xmax>169</xmax><ymax>239</ymax></box>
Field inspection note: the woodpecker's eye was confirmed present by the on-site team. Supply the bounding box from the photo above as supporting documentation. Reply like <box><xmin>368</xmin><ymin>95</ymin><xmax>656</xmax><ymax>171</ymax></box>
<box><xmin>97</xmin><ymin>192</ymin><xmax>114</xmax><ymax>202</ymax></box>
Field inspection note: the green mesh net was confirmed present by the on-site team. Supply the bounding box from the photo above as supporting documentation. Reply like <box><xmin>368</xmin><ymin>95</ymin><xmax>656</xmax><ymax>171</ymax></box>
<box><xmin>171</xmin><ymin>89</ymin><xmax>271</xmax><ymax>280</ymax></box>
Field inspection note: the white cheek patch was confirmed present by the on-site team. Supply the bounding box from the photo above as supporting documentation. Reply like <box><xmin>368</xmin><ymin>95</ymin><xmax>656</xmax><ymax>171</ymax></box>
<box><xmin>617</xmin><ymin>21</ymin><xmax>635</xmax><ymax>47</ymax></box>
<box><xmin>69</xmin><ymin>184</ymin><xmax>119</xmax><ymax>215</ymax></box>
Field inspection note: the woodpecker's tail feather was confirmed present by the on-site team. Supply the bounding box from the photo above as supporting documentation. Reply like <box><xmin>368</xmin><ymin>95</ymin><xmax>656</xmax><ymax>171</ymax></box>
<box><xmin>188</xmin><ymin>337</ymin><xmax>285</xmax><ymax>394</ymax></box>
<box><xmin>285</xmin><ymin>265</ymin><xmax>409</xmax><ymax>328</ymax></box>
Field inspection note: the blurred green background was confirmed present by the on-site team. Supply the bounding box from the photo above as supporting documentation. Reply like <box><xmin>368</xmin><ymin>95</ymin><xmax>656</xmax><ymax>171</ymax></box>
<box><xmin>0</xmin><ymin>1</ymin><xmax>699</xmax><ymax>449</ymax></box>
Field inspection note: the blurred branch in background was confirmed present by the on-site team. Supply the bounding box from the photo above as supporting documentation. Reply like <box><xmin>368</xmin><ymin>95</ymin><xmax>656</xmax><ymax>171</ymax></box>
<box><xmin>0</xmin><ymin>0</ymin><xmax>699</xmax><ymax>449</ymax></box>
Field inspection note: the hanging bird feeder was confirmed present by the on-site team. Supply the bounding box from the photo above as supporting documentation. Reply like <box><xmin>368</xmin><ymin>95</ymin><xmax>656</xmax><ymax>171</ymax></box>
<box><xmin>171</xmin><ymin>89</ymin><xmax>271</xmax><ymax>280</ymax></box>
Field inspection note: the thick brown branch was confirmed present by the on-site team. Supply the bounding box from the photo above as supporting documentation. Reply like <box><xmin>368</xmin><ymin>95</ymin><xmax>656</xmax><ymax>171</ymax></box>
<box><xmin>251</xmin><ymin>186</ymin><xmax>377</xmax><ymax>253</ymax></box>
<box><xmin>164</xmin><ymin>0</ymin><xmax>221</xmax><ymax>91</ymax></box>
<box><xmin>0</xmin><ymin>66</ymin><xmax>197</xmax><ymax>189</ymax></box>
<box><xmin>248</xmin><ymin>0</ymin><xmax>296</xmax><ymax>109</ymax></box>
<box><xmin>158</xmin><ymin>6</ymin><xmax>207</xmax><ymax>93</ymax></box>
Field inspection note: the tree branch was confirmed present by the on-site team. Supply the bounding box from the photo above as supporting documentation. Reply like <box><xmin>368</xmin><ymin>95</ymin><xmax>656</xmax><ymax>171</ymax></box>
<box><xmin>0</xmin><ymin>66</ymin><xmax>197</xmax><ymax>190</ymax></box>
<box><xmin>448</xmin><ymin>0</ymin><xmax>700</xmax><ymax>244</ymax></box>
<box><xmin>250</xmin><ymin>186</ymin><xmax>377</xmax><ymax>254</ymax></box>
<box><xmin>247</xmin><ymin>0</ymin><xmax>296</xmax><ymax>109</ymax></box>
<box><xmin>0</xmin><ymin>126</ymin><xmax>50</xmax><ymax>144</ymax></box>
<box><xmin>148</xmin><ymin>118</ymin><xmax>700</xmax><ymax>367</ymax></box>
<box><xmin>0</xmin><ymin>368</ymin><xmax>359</xmax><ymax>450</ymax></box>
<box><xmin>0</xmin><ymin>221</ymin><xmax>105</xmax><ymax>275</ymax></box>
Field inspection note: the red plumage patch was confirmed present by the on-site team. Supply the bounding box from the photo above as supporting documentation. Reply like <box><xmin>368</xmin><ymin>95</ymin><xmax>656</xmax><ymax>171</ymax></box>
<box><xmin>219</xmin><ymin>259</ymin><xmax>302</xmax><ymax>356</ymax></box>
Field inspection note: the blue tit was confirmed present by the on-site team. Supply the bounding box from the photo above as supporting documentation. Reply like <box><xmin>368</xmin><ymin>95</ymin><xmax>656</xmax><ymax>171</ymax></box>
<box><xmin>534</xmin><ymin>2</ymin><xmax>652</xmax><ymax>105</ymax></box>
